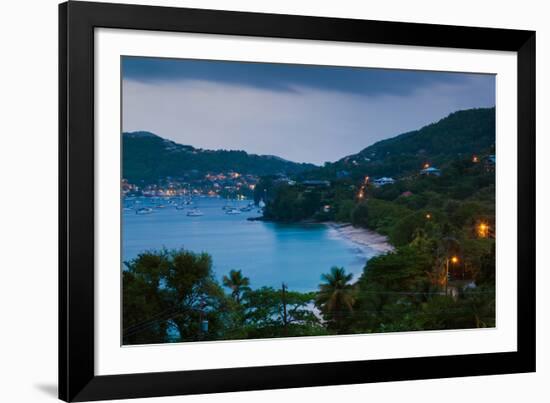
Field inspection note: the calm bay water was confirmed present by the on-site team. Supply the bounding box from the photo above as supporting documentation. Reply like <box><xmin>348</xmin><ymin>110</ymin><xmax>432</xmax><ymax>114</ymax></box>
<box><xmin>122</xmin><ymin>197</ymin><xmax>376</xmax><ymax>292</ymax></box>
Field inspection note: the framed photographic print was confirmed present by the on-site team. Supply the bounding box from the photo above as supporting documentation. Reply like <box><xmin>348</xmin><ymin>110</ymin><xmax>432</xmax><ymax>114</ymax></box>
<box><xmin>59</xmin><ymin>1</ymin><xmax>536</xmax><ymax>401</ymax></box>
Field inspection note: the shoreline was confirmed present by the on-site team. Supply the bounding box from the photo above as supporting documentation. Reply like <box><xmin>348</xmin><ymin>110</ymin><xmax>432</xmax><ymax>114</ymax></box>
<box><xmin>325</xmin><ymin>222</ymin><xmax>395</xmax><ymax>255</ymax></box>
<box><xmin>248</xmin><ymin>216</ymin><xmax>395</xmax><ymax>256</ymax></box>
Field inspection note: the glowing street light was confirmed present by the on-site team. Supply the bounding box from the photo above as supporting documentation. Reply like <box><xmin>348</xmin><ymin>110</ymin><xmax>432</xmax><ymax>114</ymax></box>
<box><xmin>423</xmin><ymin>163</ymin><xmax>430</xmax><ymax>169</ymax></box>
<box><xmin>445</xmin><ymin>255</ymin><xmax>459</xmax><ymax>295</ymax></box>
<box><xmin>357</xmin><ymin>183</ymin><xmax>366</xmax><ymax>200</ymax></box>
<box><xmin>472</xmin><ymin>155</ymin><xmax>479</xmax><ymax>163</ymax></box>
<box><xmin>477</xmin><ymin>222</ymin><xmax>489</xmax><ymax>238</ymax></box>
<box><xmin>425</xmin><ymin>213</ymin><xmax>432</xmax><ymax>220</ymax></box>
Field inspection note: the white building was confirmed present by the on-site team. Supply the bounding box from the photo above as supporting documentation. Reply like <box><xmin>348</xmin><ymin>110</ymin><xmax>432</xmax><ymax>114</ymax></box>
<box><xmin>373</xmin><ymin>177</ymin><xmax>396</xmax><ymax>186</ymax></box>
<box><xmin>420</xmin><ymin>167</ymin><xmax>441</xmax><ymax>176</ymax></box>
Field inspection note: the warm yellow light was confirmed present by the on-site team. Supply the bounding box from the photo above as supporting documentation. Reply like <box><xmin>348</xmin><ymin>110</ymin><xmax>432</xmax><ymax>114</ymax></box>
<box><xmin>472</xmin><ymin>155</ymin><xmax>479</xmax><ymax>163</ymax></box>
<box><xmin>451</xmin><ymin>256</ymin><xmax>459</xmax><ymax>264</ymax></box>
<box><xmin>364</xmin><ymin>176</ymin><xmax>370</xmax><ymax>183</ymax></box>
<box><xmin>477</xmin><ymin>222</ymin><xmax>489</xmax><ymax>238</ymax></box>
<box><xmin>423</xmin><ymin>163</ymin><xmax>430</xmax><ymax>169</ymax></box>
<box><xmin>426</xmin><ymin>213</ymin><xmax>431</xmax><ymax>219</ymax></box>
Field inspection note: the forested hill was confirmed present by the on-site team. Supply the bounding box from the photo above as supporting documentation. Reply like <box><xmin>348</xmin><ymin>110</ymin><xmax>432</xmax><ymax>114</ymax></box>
<box><xmin>123</xmin><ymin>108</ymin><xmax>494</xmax><ymax>184</ymax></box>
<box><xmin>122</xmin><ymin>131</ymin><xmax>316</xmax><ymax>183</ymax></box>
<box><xmin>314</xmin><ymin>107</ymin><xmax>495</xmax><ymax>180</ymax></box>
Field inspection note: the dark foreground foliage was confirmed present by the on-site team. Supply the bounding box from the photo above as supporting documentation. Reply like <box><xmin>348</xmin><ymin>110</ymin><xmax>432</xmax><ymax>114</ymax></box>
<box><xmin>123</xmin><ymin>249</ymin><xmax>326</xmax><ymax>344</ymax></box>
<box><xmin>123</xmin><ymin>240</ymin><xmax>494</xmax><ymax>344</ymax></box>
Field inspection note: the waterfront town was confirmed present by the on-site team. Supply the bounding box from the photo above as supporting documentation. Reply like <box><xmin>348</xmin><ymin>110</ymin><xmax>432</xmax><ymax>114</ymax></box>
<box><xmin>122</xmin><ymin>153</ymin><xmax>495</xmax><ymax>204</ymax></box>
<box><xmin>122</xmin><ymin>171</ymin><xmax>260</xmax><ymax>199</ymax></box>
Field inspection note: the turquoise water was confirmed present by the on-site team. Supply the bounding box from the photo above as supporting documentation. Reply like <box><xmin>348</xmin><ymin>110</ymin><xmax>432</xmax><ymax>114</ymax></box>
<box><xmin>122</xmin><ymin>197</ymin><xmax>375</xmax><ymax>292</ymax></box>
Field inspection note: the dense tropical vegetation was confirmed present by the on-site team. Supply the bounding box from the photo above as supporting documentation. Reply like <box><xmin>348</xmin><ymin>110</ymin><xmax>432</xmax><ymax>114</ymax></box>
<box><xmin>123</xmin><ymin>236</ymin><xmax>494</xmax><ymax>344</ymax></box>
<box><xmin>123</xmin><ymin>249</ymin><xmax>326</xmax><ymax>344</ymax></box>
<box><xmin>123</xmin><ymin>107</ymin><xmax>496</xmax><ymax>344</ymax></box>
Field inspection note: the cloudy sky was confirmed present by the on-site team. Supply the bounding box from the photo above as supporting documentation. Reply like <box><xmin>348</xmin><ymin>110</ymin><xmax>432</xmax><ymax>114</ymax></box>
<box><xmin>122</xmin><ymin>56</ymin><xmax>495</xmax><ymax>165</ymax></box>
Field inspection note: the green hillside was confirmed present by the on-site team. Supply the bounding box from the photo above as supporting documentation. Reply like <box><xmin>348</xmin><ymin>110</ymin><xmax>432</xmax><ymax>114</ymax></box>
<box><xmin>122</xmin><ymin>131</ymin><xmax>316</xmax><ymax>183</ymax></box>
<box><xmin>313</xmin><ymin>107</ymin><xmax>495</xmax><ymax>180</ymax></box>
<box><xmin>259</xmin><ymin>107</ymin><xmax>496</xmax><ymax>238</ymax></box>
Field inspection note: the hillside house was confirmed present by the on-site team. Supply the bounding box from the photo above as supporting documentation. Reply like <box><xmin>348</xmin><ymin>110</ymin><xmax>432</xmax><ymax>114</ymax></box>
<box><xmin>420</xmin><ymin>166</ymin><xmax>441</xmax><ymax>176</ymax></box>
<box><xmin>485</xmin><ymin>155</ymin><xmax>496</xmax><ymax>172</ymax></box>
<box><xmin>373</xmin><ymin>177</ymin><xmax>395</xmax><ymax>186</ymax></box>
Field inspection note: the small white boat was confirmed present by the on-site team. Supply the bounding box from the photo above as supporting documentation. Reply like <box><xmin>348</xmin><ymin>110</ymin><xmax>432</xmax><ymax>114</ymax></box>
<box><xmin>226</xmin><ymin>208</ymin><xmax>241</xmax><ymax>215</ymax></box>
<box><xmin>175</xmin><ymin>204</ymin><xmax>186</xmax><ymax>210</ymax></box>
<box><xmin>187</xmin><ymin>208</ymin><xmax>204</xmax><ymax>217</ymax></box>
<box><xmin>136</xmin><ymin>207</ymin><xmax>153</xmax><ymax>215</ymax></box>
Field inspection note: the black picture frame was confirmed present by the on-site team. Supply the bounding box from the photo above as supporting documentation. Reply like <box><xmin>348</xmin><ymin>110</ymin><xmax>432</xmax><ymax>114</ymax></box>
<box><xmin>59</xmin><ymin>1</ymin><xmax>536</xmax><ymax>401</ymax></box>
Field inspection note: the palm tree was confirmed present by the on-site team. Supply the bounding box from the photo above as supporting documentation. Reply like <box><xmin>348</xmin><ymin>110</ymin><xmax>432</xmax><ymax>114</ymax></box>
<box><xmin>222</xmin><ymin>269</ymin><xmax>250</xmax><ymax>304</ymax></box>
<box><xmin>316</xmin><ymin>266</ymin><xmax>355</xmax><ymax>330</ymax></box>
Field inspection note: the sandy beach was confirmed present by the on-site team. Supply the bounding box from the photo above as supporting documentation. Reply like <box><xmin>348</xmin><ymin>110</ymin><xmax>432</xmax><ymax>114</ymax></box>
<box><xmin>326</xmin><ymin>222</ymin><xmax>394</xmax><ymax>255</ymax></box>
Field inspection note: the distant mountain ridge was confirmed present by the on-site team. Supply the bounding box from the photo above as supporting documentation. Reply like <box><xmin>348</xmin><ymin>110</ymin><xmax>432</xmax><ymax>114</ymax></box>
<box><xmin>355</xmin><ymin>107</ymin><xmax>495</xmax><ymax>159</ymax></box>
<box><xmin>124</xmin><ymin>107</ymin><xmax>495</xmax><ymax>184</ymax></box>
<box><xmin>312</xmin><ymin>107</ymin><xmax>495</xmax><ymax>179</ymax></box>
<box><xmin>122</xmin><ymin>131</ymin><xmax>316</xmax><ymax>183</ymax></box>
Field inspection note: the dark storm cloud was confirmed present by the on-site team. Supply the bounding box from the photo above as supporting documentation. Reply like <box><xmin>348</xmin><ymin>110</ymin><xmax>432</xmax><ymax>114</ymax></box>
<box><xmin>122</xmin><ymin>56</ymin><xmax>495</xmax><ymax>164</ymax></box>
<box><xmin>122</xmin><ymin>56</ymin><xmax>493</xmax><ymax>98</ymax></box>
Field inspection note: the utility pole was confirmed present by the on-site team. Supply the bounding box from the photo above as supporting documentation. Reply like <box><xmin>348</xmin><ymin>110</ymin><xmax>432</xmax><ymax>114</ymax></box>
<box><xmin>445</xmin><ymin>256</ymin><xmax>459</xmax><ymax>296</ymax></box>
<box><xmin>281</xmin><ymin>282</ymin><xmax>288</xmax><ymax>335</ymax></box>
<box><xmin>198</xmin><ymin>297</ymin><xmax>207</xmax><ymax>341</ymax></box>
<box><xmin>445</xmin><ymin>258</ymin><xmax>449</xmax><ymax>296</ymax></box>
